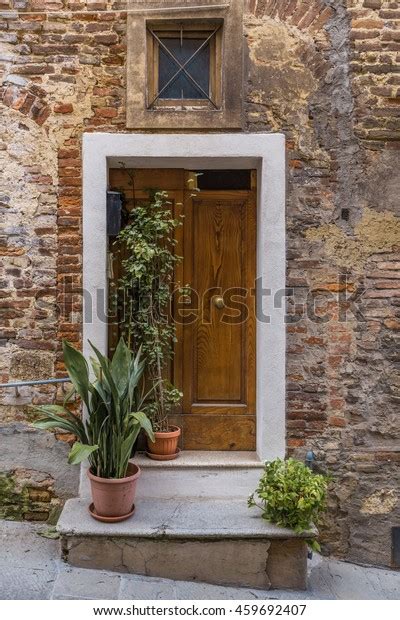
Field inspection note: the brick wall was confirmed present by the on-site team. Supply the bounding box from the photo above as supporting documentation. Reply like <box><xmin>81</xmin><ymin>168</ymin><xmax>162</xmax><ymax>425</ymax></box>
<box><xmin>0</xmin><ymin>0</ymin><xmax>399</xmax><ymax>566</ymax></box>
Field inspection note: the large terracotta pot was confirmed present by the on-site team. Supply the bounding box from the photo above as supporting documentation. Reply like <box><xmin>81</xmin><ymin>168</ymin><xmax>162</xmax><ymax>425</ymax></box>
<box><xmin>88</xmin><ymin>462</ymin><xmax>140</xmax><ymax>519</ymax></box>
<box><xmin>146</xmin><ymin>425</ymin><xmax>181</xmax><ymax>460</ymax></box>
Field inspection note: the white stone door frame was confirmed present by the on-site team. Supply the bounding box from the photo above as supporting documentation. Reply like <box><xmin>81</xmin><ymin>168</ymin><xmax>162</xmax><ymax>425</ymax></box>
<box><xmin>82</xmin><ymin>133</ymin><xmax>286</xmax><ymax>461</ymax></box>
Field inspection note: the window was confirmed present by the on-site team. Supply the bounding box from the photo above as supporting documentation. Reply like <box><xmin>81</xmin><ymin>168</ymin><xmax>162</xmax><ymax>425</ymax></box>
<box><xmin>147</xmin><ymin>22</ymin><xmax>222</xmax><ymax>109</ymax></box>
<box><xmin>126</xmin><ymin>0</ymin><xmax>243</xmax><ymax>130</ymax></box>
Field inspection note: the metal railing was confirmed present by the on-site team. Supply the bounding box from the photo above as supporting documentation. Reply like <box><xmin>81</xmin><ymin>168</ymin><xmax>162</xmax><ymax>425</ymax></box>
<box><xmin>0</xmin><ymin>377</ymin><xmax>71</xmax><ymax>396</ymax></box>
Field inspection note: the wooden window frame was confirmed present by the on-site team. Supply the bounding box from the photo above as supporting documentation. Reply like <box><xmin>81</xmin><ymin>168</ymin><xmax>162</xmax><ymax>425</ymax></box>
<box><xmin>146</xmin><ymin>21</ymin><xmax>223</xmax><ymax>111</ymax></box>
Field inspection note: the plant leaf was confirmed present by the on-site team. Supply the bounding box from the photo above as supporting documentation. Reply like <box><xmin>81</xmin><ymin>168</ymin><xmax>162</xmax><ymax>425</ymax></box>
<box><xmin>110</xmin><ymin>337</ymin><xmax>131</xmax><ymax>396</ymax></box>
<box><xmin>34</xmin><ymin>420</ymin><xmax>70</xmax><ymax>431</ymax></box>
<box><xmin>33</xmin><ymin>416</ymin><xmax>84</xmax><ymax>439</ymax></box>
<box><xmin>90</xmin><ymin>356</ymin><xmax>102</xmax><ymax>381</ymax></box>
<box><xmin>62</xmin><ymin>384</ymin><xmax>75</xmax><ymax>406</ymax></box>
<box><xmin>89</xmin><ymin>341</ymin><xmax>119</xmax><ymax>412</ymax></box>
<box><xmin>62</xmin><ymin>340</ymin><xmax>90</xmax><ymax>409</ymax></box>
<box><xmin>118</xmin><ymin>428</ymin><xmax>140</xmax><ymax>478</ymax></box>
<box><xmin>132</xmin><ymin>411</ymin><xmax>154</xmax><ymax>442</ymax></box>
<box><xmin>68</xmin><ymin>442</ymin><xmax>98</xmax><ymax>465</ymax></box>
<box><xmin>37</xmin><ymin>527</ymin><xmax>60</xmax><ymax>540</ymax></box>
<box><xmin>31</xmin><ymin>405</ymin><xmax>87</xmax><ymax>443</ymax></box>
<box><xmin>33</xmin><ymin>404</ymin><xmax>82</xmax><ymax>426</ymax></box>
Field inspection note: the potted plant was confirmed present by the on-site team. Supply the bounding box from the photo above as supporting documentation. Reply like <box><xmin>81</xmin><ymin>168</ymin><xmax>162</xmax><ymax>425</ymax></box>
<box><xmin>248</xmin><ymin>458</ymin><xmax>329</xmax><ymax>551</ymax></box>
<box><xmin>32</xmin><ymin>338</ymin><xmax>155</xmax><ymax>522</ymax></box>
<box><xmin>117</xmin><ymin>189</ymin><xmax>184</xmax><ymax>460</ymax></box>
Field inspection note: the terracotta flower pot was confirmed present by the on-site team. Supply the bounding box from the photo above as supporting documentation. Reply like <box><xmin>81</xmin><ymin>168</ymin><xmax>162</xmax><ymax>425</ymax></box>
<box><xmin>88</xmin><ymin>462</ymin><xmax>140</xmax><ymax>520</ymax></box>
<box><xmin>147</xmin><ymin>425</ymin><xmax>181</xmax><ymax>460</ymax></box>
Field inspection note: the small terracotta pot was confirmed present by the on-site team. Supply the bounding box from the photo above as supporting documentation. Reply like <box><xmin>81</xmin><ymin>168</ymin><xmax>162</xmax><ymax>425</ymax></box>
<box><xmin>147</xmin><ymin>425</ymin><xmax>181</xmax><ymax>460</ymax></box>
<box><xmin>88</xmin><ymin>462</ymin><xmax>140</xmax><ymax>518</ymax></box>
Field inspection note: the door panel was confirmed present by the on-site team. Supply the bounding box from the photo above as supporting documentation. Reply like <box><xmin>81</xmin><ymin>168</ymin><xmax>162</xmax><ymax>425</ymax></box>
<box><xmin>181</xmin><ymin>190</ymin><xmax>256</xmax><ymax>450</ymax></box>
<box><xmin>194</xmin><ymin>199</ymin><xmax>243</xmax><ymax>403</ymax></box>
<box><xmin>179</xmin><ymin>414</ymin><xmax>256</xmax><ymax>451</ymax></box>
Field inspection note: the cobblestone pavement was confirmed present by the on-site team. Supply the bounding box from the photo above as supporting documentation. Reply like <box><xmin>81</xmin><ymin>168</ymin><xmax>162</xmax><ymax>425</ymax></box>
<box><xmin>0</xmin><ymin>521</ymin><xmax>399</xmax><ymax>600</ymax></box>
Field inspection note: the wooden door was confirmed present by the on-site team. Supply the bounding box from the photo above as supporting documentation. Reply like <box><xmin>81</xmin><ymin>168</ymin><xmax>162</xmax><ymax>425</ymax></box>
<box><xmin>108</xmin><ymin>169</ymin><xmax>257</xmax><ymax>451</ymax></box>
<box><xmin>175</xmin><ymin>189</ymin><xmax>256</xmax><ymax>450</ymax></box>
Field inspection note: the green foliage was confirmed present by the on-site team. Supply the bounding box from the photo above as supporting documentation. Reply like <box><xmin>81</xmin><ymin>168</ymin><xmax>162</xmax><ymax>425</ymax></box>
<box><xmin>32</xmin><ymin>338</ymin><xmax>155</xmax><ymax>479</ymax></box>
<box><xmin>117</xmin><ymin>189</ymin><xmax>185</xmax><ymax>432</ymax></box>
<box><xmin>248</xmin><ymin>458</ymin><xmax>329</xmax><ymax>548</ymax></box>
<box><xmin>37</xmin><ymin>527</ymin><xmax>60</xmax><ymax>540</ymax></box>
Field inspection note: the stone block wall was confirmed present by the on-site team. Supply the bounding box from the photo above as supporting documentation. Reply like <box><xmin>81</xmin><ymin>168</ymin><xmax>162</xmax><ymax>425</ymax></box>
<box><xmin>0</xmin><ymin>0</ymin><xmax>399</xmax><ymax>566</ymax></box>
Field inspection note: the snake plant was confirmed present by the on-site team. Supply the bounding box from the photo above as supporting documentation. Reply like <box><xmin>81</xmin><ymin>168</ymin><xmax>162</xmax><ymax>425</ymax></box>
<box><xmin>32</xmin><ymin>338</ymin><xmax>155</xmax><ymax>479</ymax></box>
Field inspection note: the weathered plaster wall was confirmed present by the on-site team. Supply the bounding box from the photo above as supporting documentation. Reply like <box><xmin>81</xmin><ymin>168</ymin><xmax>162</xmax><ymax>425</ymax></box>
<box><xmin>0</xmin><ymin>0</ymin><xmax>399</xmax><ymax>566</ymax></box>
<box><xmin>245</xmin><ymin>0</ymin><xmax>400</xmax><ymax>567</ymax></box>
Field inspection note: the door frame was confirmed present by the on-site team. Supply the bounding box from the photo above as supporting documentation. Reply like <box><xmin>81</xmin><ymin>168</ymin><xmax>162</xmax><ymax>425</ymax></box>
<box><xmin>82</xmin><ymin>133</ymin><xmax>286</xmax><ymax>461</ymax></box>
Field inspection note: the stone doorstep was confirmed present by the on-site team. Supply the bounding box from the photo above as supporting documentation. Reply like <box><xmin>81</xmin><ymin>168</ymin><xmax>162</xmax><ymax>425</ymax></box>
<box><xmin>58</xmin><ymin>498</ymin><xmax>314</xmax><ymax>591</ymax></box>
<box><xmin>135</xmin><ymin>451</ymin><xmax>265</xmax><ymax>468</ymax></box>
<box><xmin>79</xmin><ymin>452</ymin><xmax>265</xmax><ymax>500</ymax></box>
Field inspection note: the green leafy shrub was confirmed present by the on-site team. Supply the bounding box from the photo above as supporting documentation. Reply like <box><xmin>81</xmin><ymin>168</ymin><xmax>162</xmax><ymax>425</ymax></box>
<box><xmin>248</xmin><ymin>458</ymin><xmax>329</xmax><ymax>550</ymax></box>
<box><xmin>32</xmin><ymin>338</ymin><xmax>155</xmax><ymax>479</ymax></box>
<box><xmin>116</xmin><ymin>189</ymin><xmax>185</xmax><ymax>432</ymax></box>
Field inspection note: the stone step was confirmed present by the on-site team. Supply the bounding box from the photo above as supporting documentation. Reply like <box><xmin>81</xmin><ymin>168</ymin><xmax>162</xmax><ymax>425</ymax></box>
<box><xmin>79</xmin><ymin>452</ymin><xmax>265</xmax><ymax>500</ymax></box>
<box><xmin>58</xmin><ymin>497</ymin><xmax>312</xmax><ymax>590</ymax></box>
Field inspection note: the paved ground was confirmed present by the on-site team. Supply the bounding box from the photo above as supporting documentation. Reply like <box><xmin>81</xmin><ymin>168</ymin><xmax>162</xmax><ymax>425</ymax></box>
<box><xmin>0</xmin><ymin>521</ymin><xmax>399</xmax><ymax>600</ymax></box>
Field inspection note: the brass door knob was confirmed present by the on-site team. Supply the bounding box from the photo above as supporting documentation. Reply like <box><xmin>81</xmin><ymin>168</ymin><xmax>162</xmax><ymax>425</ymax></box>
<box><xmin>213</xmin><ymin>296</ymin><xmax>225</xmax><ymax>309</ymax></box>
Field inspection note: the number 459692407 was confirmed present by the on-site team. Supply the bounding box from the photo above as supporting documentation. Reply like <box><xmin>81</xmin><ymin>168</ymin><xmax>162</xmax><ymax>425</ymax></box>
<box><xmin>234</xmin><ymin>605</ymin><xmax>307</xmax><ymax>616</ymax></box>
